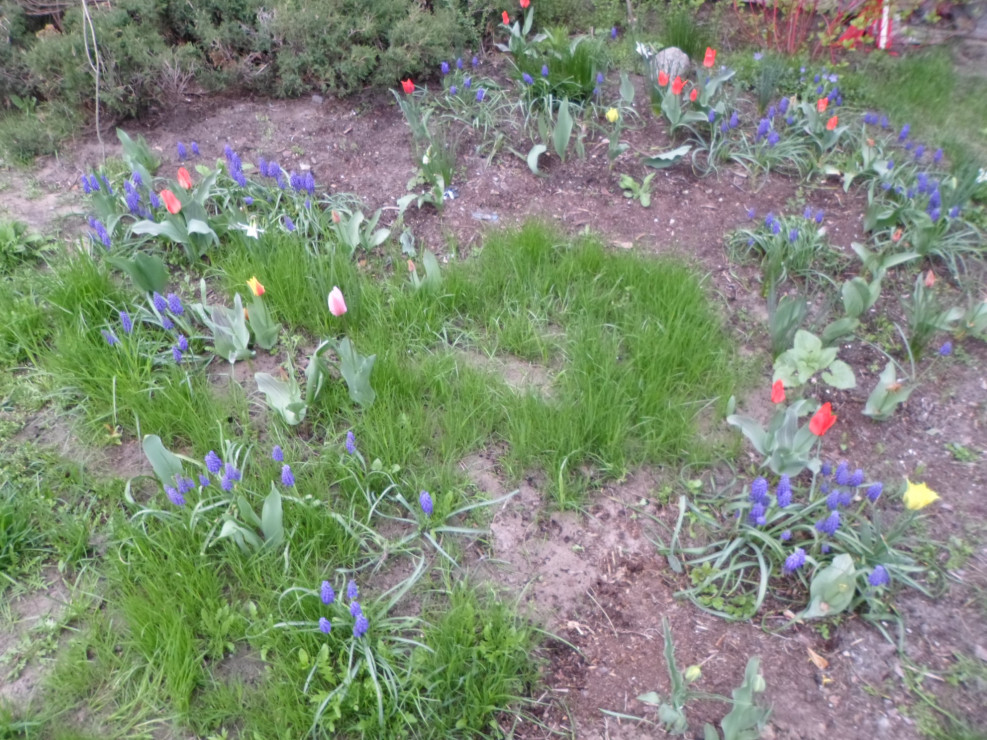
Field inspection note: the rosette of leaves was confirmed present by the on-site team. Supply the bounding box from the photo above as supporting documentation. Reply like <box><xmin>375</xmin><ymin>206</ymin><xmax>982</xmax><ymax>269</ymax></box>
<box><xmin>773</xmin><ymin>329</ymin><xmax>855</xmax><ymax>390</ymax></box>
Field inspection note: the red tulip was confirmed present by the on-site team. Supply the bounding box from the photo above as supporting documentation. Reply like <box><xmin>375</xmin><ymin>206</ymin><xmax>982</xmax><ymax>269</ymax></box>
<box><xmin>771</xmin><ymin>380</ymin><xmax>785</xmax><ymax>404</ymax></box>
<box><xmin>826</xmin><ymin>116</ymin><xmax>838</xmax><ymax>131</ymax></box>
<box><xmin>671</xmin><ymin>76</ymin><xmax>684</xmax><ymax>95</ymax></box>
<box><xmin>924</xmin><ymin>270</ymin><xmax>935</xmax><ymax>287</ymax></box>
<box><xmin>703</xmin><ymin>47</ymin><xmax>716</xmax><ymax>68</ymax></box>
<box><xmin>160</xmin><ymin>189</ymin><xmax>181</xmax><ymax>215</ymax></box>
<box><xmin>502</xmin><ymin>10</ymin><xmax>510</xmax><ymax>23</ymax></box>
<box><xmin>689</xmin><ymin>88</ymin><xmax>698</xmax><ymax>102</ymax></box>
<box><xmin>401</xmin><ymin>78</ymin><xmax>414</xmax><ymax>94</ymax></box>
<box><xmin>817</xmin><ymin>97</ymin><xmax>828</xmax><ymax>113</ymax></box>
<box><xmin>177</xmin><ymin>167</ymin><xmax>192</xmax><ymax>190</ymax></box>
<box><xmin>658</xmin><ymin>70</ymin><xmax>669</xmax><ymax>87</ymax></box>
<box><xmin>520</xmin><ymin>0</ymin><xmax>530</xmax><ymax>7</ymax></box>
<box><xmin>809</xmin><ymin>402</ymin><xmax>837</xmax><ymax>436</ymax></box>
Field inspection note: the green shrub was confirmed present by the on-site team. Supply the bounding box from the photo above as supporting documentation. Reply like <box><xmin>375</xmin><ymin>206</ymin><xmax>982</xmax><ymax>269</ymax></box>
<box><xmin>270</xmin><ymin>0</ymin><xmax>473</xmax><ymax>97</ymax></box>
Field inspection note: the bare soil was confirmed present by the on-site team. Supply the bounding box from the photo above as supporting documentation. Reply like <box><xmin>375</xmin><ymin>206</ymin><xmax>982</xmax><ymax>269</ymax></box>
<box><xmin>1</xmin><ymin>72</ymin><xmax>985</xmax><ymax>739</ymax></box>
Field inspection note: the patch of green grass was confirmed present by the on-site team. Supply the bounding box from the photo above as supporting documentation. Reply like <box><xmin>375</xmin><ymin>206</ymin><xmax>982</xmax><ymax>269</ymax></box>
<box><xmin>846</xmin><ymin>47</ymin><xmax>987</xmax><ymax>166</ymax></box>
<box><xmin>437</xmin><ymin>223</ymin><xmax>734</xmax><ymax>489</ymax></box>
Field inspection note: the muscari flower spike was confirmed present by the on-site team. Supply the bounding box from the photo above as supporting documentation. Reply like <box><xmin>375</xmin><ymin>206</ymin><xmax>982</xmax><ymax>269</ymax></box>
<box><xmin>272</xmin><ymin>445</ymin><xmax>284</xmax><ymax>462</ymax></box>
<box><xmin>784</xmin><ymin>547</ymin><xmax>806</xmax><ymax>573</ymax></box>
<box><xmin>868</xmin><ymin>565</ymin><xmax>889</xmax><ymax>587</ymax></box>
<box><xmin>281</xmin><ymin>464</ymin><xmax>295</xmax><ymax>487</ymax></box>
<box><xmin>319</xmin><ymin>617</ymin><xmax>332</xmax><ymax>634</ymax></box>
<box><xmin>353</xmin><ymin>613</ymin><xmax>369</xmax><ymax>638</ymax></box>
<box><xmin>347</xmin><ymin>580</ymin><xmax>358</xmax><ymax>600</ymax></box>
<box><xmin>321</xmin><ymin>581</ymin><xmax>335</xmax><ymax>605</ymax></box>
<box><xmin>419</xmin><ymin>490</ymin><xmax>433</xmax><ymax>517</ymax></box>
<box><xmin>866</xmin><ymin>482</ymin><xmax>883</xmax><ymax>502</ymax></box>
<box><xmin>205</xmin><ymin>451</ymin><xmax>222</xmax><ymax>474</ymax></box>
<box><xmin>816</xmin><ymin>510</ymin><xmax>840</xmax><ymax>536</ymax></box>
<box><xmin>345</xmin><ymin>431</ymin><xmax>356</xmax><ymax>455</ymax></box>
<box><xmin>776</xmin><ymin>476</ymin><xmax>792</xmax><ymax>508</ymax></box>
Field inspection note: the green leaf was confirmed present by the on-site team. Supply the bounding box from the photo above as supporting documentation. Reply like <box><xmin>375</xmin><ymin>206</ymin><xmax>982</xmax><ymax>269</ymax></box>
<box><xmin>821</xmin><ymin>359</ymin><xmax>856</xmax><ymax>389</ymax></box>
<box><xmin>526</xmin><ymin>144</ymin><xmax>547</xmax><ymax>175</ymax></box>
<box><xmin>141</xmin><ymin>435</ymin><xmax>183</xmax><ymax>489</ymax></box>
<box><xmin>802</xmin><ymin>553</ymin><xmax>856</xmax><ymax>619</ymax></box>
<box><xmin>553</xmin><ymin>99</ymin><xmax>573</xmax><ymax>162</ymax></box>
<box><xmin>337</xmin><ymin>337</ymin><xmax>376</xmax><ymax>407</ymax></box>
<box><xmin>726</xmin><ymin>414</ymin><xmax>768</xmax><ymax>456</ymax></box>
<box><xmin>642</xmin><ymin>145</ymin><xmax>692</xmax><ymax>169</ymax></box>
<box><xmin>619</xmin><ymin>71</ymin><xmax>635</xmax><ymax>104</ymax></box>
<box><xmin>841</xmin><ymin>277</ymin><xmax>871</xmax><ymax>319</ymax></box>
<box><xmin>820</xmin><ymin>317</ymin><xmax>858</xmax><ymax>346</ymax></box>
<box><xmin>863</xmin><ymin>361</ymin><xmax>916</xmax><ymax>421</ymax></box>
<box><xmin>261</xmin><ymin>483</ymin><xmax>284</xmax><ymax>548</ymax></box>
<box><xmin>131</xmin><ymin>219</ymin><xmax>186</xmax><ymax>244</ymax></box>
<box><xmin>255</xmin><ymin>372</ymin><xmax>305</xmax><ymax>425</ymax></box>
<box><xmin>247</xmin><ymin>295</ymin><xmax>281</xmax><ymax>351</ymax></box>
<box><xmin>108</xmin><ymin>252</ymin><xmax>169</xmax><ymax>294</ymax></box>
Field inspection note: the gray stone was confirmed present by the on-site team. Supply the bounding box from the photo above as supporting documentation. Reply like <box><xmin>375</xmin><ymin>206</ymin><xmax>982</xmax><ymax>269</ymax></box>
<box><xmin>653</xmin><ymin>47</ymin><xmax>691</xmax><ymax>81</ymax></box>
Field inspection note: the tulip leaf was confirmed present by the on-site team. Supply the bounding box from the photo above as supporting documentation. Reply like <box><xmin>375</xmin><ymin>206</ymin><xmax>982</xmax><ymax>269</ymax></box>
<box><xmin>337</xmin><ymin>337</ymin><xmax>376</xmax><ymax>407</ymax></box>
<box><xmin>527</xmin><ymin>144</ymin><xmax>547</xmax><ymax>175</ymax></box>
<box><xmin>802</xmin><ymin>553</ymin><xmax>857</xmax><ymax>619</ymax></box>
<box><xmin>261</xmin><ymin>483</ymin><xmax>284</xmax><ymax>548</ymax></box>
<box><xmin>108</xmin><ymin>252</ymin><xmax>169</xmax><ymax>294</ymax></box>
<box><xmin>255</xmin><ymin>372</ymin><xmax>306</xmax><ymax>426</ymax></box>
<box><xmin>642</xmin><ymin>145</ymin><xmax>692</xmax><ymax>169</ymax></box>
<box><xmin>863</xmin><ymin>361</ymin><xmax>916</xmax><ymax>421</ymax></box>
<box><xmin>141</xmin><ymin>434</ymin><xmax>183</xmax><ymax>490</ymax></box>
<box><xmin>131</xmin><ymin>219</ymin><xmax>186</xmax><ymax>244</ymax></box>
<box><xmin>247</xmin><ymin>295</ymin><xmax>281</xmax><ymax>351</ymax></box>
<box><xmin>553</xmin><ymin>99</ymin><xmax>573</xmax><ymax>162</ymax></box>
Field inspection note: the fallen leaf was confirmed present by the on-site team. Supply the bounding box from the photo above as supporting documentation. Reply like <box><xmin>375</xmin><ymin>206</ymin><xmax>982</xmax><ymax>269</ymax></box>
<box><xmin>807</xmin><ymin>647</ymin><xmax>829</xmax><ymax>670</ymax></box>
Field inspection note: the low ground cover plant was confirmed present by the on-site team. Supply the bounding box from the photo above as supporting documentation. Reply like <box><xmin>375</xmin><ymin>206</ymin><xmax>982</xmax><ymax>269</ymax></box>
<box><xmin>0</xmin><ymin>3</ymin><xmax>985</xmax><ymax>738</ymax></box>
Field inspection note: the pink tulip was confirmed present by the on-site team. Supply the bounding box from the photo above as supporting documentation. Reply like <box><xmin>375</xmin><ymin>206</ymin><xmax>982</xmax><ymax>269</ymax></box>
<box><xmin>327</xmin><ymin>286</ymin><xmax>347</xmax><ymax>316</ymax></box>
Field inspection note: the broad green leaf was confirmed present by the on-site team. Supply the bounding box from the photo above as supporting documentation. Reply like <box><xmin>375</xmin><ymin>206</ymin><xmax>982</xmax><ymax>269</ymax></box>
<box><xmin>553</xmin><ymin>99</ymin><xmax>573</xmax><ymax>162</ymax></box>
<box><xmin>820</xmin><ymin>317</ymin><xmax>858</xmax><ymax>346</ymax></box>
<box><xmin>527</xmin><ymin>144</ymin><xmax>547</xmax><ymax>175</ymax></box>
<box><xmin>337</xmin><ymin>337</ymin><xmax>376</xmax><ymax>407</ymax></box>
<box><xmin>142</xmin><ymin>434</ymin><xmax>182</xmax><ymax>488</ymax></box>
<box><xmin>841</xmin><ymin>277</ymin><xmax>871</xmax><ymax>318</ymax></box>
<box><xmin>108</xmin><ymin>252</ymin><xmax>169</xmax><ymax>294</ymax></box>
<box><xmin>131</xmin><ymin>218</ymin><xmax>186</xmax><ymax>244</ymax></box>
<box><xmin>643</xmin><ymin>145</ymin><xmax>692</xmax><ymax>169</ymax></box>
<box><xmin>247</xmin><ymin>295</ymin><xmax>281</xmax><ymax>351</ymax></box>
<box><xmin>802</xmin><ymin>553</ymin><xmax>856</xmax><ymax>619</ymax></box>
<box><xmin>261</xmin><ymin>484</ymin><xmax>284</xmax><ymax>548</ymax></box>
<box><xmin>821</xmin><ymin>359</ymin><xmax>856</xmax><ymax>389</ymax></box>
<box><xmin>863</xmin><ymin>361</ymin><xmax>916</xmax><ymax>421</ymax></box>
<box><xmin>725</xmin><ymin>414</ymin><xmax>768</xmax><ymax>456</ymax></box>
<box><xmin>255</xmin><ymin>372</ymin><xmax>305</xmax><ymax>425</ymax></box>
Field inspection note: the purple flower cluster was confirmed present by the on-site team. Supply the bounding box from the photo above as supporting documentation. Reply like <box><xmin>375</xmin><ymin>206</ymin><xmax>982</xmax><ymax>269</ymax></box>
<box><xmin>224</xmin><ymin>144</ymin><xmax>247</xmax><ymax>187</ymax></box>
<box><xmin>746</xmin><ymin>475</ymin><xmax>793</xmax><ymax>526</ymax></box>
<box><xmin>289</xmin><ymin>170</ymin><xmax>316</xmax><ymax>195</ymax></box>
<box><xmin>764</xmin><ymin>213</ymin><xmax>782</xmax><ymax>236</ymax></box>
<box><xmin>419</xmin><ymin>490</ymin><xmax>433</xmax><ymax>517</ymax></box>
<box><xmin>88</xmin><ymin>217</ymin><xmax>111</xmax><ymax>249</ymax></box>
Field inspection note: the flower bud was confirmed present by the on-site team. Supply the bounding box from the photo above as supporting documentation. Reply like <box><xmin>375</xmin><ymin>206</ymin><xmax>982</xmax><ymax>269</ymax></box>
<box><xmin>684</xmin><ymin>665</ymin><xmax>702</xmax><ymax>683</ymax></box>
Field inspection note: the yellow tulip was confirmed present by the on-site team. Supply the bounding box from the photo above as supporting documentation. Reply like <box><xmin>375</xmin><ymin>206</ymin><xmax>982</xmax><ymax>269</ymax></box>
<box><xmin>903</xmin><ymin>479</ymin><xmax>939</xmax><ymax>510</ymax></box>
<box><xmin>606</xmin><ymin>108</ymin><xmax>619</xmax><ymax>123</ymax></box>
